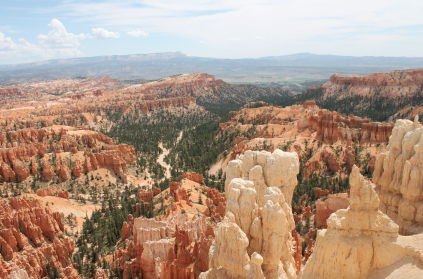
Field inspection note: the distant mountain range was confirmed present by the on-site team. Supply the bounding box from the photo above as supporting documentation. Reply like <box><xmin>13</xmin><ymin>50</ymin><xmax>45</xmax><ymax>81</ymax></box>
<box><xmin>1</xmin><ymin>52</ymin><xmax>423</xmax><ymax>84</ymax></box>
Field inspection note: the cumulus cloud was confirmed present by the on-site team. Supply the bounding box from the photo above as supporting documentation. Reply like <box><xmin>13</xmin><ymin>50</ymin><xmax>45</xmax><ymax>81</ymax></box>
<box><xmin>37</xmin><ymin>19</ymin><xmax>87</xmax><ymax>48</ymax></box>
<box><xmin>60</xmin><ymin>0</ymin><xmax>423</xmax><ymax>58</ymax></box>
<box><xmin>127</xmin><ymin>29</ymin><xmax>149</xmax><ymax>37</ymax></box>
<box><xmin>0</xmin><ymin>19</ymin><xmax>90</xmax><ymax>64</ymax></box>
<box><xmin>0</xmin><ymin>32</ymin><xmax>42</xmax><ymax>61</ymax></box>
<box><xmin>91</xmin><ymin>28</ymin><xmax>120</xmax><ymax>39</ymax></box>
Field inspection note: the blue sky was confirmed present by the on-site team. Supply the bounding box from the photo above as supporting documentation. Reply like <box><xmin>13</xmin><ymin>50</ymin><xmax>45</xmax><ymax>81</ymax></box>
<box><xmin>1</xmin><ymin>0</ymin><xmax>423</xmax><ymax>64</ymax></box>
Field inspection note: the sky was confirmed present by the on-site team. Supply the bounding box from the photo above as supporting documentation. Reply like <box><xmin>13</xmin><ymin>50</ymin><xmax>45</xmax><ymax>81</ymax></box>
<box><xmin>1</xmin><ymin>0</ymin><xmax>423</xmax><ymax>65</ymax></box>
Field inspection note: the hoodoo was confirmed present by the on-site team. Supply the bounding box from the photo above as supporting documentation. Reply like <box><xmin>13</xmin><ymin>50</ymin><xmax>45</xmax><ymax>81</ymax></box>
<box><xmin>200</xmin><ymin>149</ymin><xmax>299</xmax><ymax>279</ymax></box>
<box><xmin>299</xmin><ymin>165</ymin><xmax>423</xmax><ymax>279</ymax></box>
<box><xmin>373</xmin><ymin>116</ymin><xmax>423</xmax><ymax>235</ymax></box>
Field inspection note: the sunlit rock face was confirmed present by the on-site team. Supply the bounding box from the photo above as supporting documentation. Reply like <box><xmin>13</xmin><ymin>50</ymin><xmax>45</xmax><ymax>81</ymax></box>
<box><xmin>299</xmin><ymin>165</ymin><xmax>423</xmax><ymax>279</ymax></box>
<box><xmin>373</xmin><ymin>116</ymin><xmax>423</xmax><ymax>235</ymax></box>
<box><xmin>200</xmin><ymin>149</ymin><xmax>299</xmax><ymax>279</ymax></box>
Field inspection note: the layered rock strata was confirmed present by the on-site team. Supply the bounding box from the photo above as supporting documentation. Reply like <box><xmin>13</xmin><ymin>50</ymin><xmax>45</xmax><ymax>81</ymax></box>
<box><xmin>113</xmin><ymin>212</ymin><xmax>213</xmax><ymax>279</ymax></box>
<box><xmin>0</xmin><ymin>197</ymin><xmax>79</xmax><ymax>279</ymax></box>
<box><xmin>200</xmin><ymin>149</ymin><xmax>299</xmax><ymax>279</ymax></box>
<box><xmin>373</xmin><ymin>116</ymin><xmax>423</xmax><ymax>235</ymax></box>
<box><xmin>299</xmin><ymin>165</ymin><xmax>423</xmax><ymax>279</ymax></box>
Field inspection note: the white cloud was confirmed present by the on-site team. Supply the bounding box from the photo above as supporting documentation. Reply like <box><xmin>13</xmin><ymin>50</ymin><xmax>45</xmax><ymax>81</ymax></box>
<box><xmin>59</xmin><ymin>0</ymin><xmax>423</xmax><ymax>58</ymax></box>
<box><xmin>91</xmin><ymin>27</ymin><xmax>120</xmax><ymax>39</ymax></box>
<box><xmin>254</xmin><ymin>36</ymin><xmax>264</xmax><ymax>40</ymax></box>
<box><xmin>0</xmin><ymin>19</ymin><xmax>90</xmax><ymax>64</ymax></box>
<box><xmin>127</xmin><ymin>29</ymin><xmax>149</xmax><ymax>37</ymax></box>
<box><xmin>227</xmin><ymin>38</ymin><xmax>241</xmax><ymax>41</ymax></box>
<box><xmin>0</xmin><ymin>32</ymin><xmax>43</xmax><ymax>62</ymax></box>
<box><xmin>37</xmin><ymin>19</ymin><xmax>87</xmax><ymax>48</ymax></box>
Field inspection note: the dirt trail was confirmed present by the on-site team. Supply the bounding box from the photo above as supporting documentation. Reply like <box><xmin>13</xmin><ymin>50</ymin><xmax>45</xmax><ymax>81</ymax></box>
<box><xmin>157</xmin><ymin>130</ymin><xmax>183</xmax><ymax>179</ymax></box>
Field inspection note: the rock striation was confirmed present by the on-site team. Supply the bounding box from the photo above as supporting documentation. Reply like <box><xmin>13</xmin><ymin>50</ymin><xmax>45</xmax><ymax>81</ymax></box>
<box><xmin>373</xmin><ymin>116</ymin><xmax>423</xmax><ymax>235</ymax></box>
<box><xmin>113</xmin><ymin>212</ymin><xmax>213</xmax><ymax>279</ymax></box>
<box><xmin>315</xmin><ymin>193</ymin><xmax>349</xmax><ymax>228</ymax></box>
<box><xmin>200</xmin><ymin>149</ymin><xmax>299</xmax><ymax>279</ymax></box>
<box><xmin>299</xmin><ymin>165</ymin><xmax>423</xmax><ymax>279</ymax></box>
<box><xmin>0</xmin><ymin>196</ymin><xmax>79</xmax><ymax>279</ymax></box>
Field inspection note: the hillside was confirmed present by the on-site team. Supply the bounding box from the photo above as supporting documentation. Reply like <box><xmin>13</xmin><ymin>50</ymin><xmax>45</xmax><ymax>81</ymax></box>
<box><xmin>282</xmin><ymin>69</ymin><xmax>423</xmax><ymax>121</ymax></box>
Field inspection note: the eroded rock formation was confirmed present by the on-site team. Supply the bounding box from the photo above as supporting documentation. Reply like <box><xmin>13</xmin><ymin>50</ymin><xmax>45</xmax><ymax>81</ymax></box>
<box><xmin>0</xmin><ymin>196</ymin><xmax>79</xmax><ymax>279</ymax></box>
<box><xmin>315</xmin><ymin>193</ymin><xmax>349</xmax><ymax>228</ymax></box>
<box><xmin>299</xmin><ymin>165</ymin><xmax>423</xmax><ymax>279</ymax></box>
<box><xmin>113</xmin><ymin>212</ymin><xmax>213</xmax><ymax>279</ymax></box>
<box><xmin>373</xmin><ymin>116</ymin><xmax>423</xmax><ymax>235</ymax></box>
<box><xmin>200</xmin><ymin>149</ymin><xmax>299</xmax><ymax>279</ymax></box>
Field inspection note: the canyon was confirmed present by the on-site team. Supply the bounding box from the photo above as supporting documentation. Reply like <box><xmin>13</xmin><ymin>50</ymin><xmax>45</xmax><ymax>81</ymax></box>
<box><xmin>287</xmin><ymin>69</ymin><xmax>423</xmax><ymax>121</ymax></box>
<box><xmin>0</xmin><ymin>67</ymin><xmax>422</xmax><ymax>279</ymax></box>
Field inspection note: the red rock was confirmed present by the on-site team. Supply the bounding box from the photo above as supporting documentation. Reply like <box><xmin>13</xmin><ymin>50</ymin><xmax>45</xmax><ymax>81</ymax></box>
<box><xmin>302</xmin><ymin>201</ymin><xmax>312</xmax><ymax>217</ymax></box>
<box><xmin>233</xmin><ymin>136</ymin><xmax>248</xmax><ymax>145</ymax></box>
<box><xmin>72</xmin><ymin>159</ymin><xmax>84</xmax><ymax>177</ymax></box>
<box><xmin>31</xmin><ymin>160</ymin><xmax>37</xmax><ymax>175</ymax></box>
<box><xmin>304</xmin><ymin>160</ymin><xmax>320</xmax><ymax>179</ymax></box>
<box><xmin>152</xmin><ymin>187</ymin><xmax>161</xmax><ymax>196</ymax></box>
<box><xmin>37</xmin><ymin>189</ymin><xmax>46</xmax><ymax>197</ymax></box>
<box><xmin>137</xmin><ymin>189</ymin><xmax>153</xmax><ymax>203</ymax></box>
<box><xmin>46</xmin><ymin>188</ymin><xmax>54</xmax><ymax>196</ymax></box>
<box><xmin>314</xmin><ymin>188</ymin><xmax>330</xmax><ymax>199</ymax></box>
<box><xmin>42</xmin><ymin>160</ymin><xmax>53</xmax><ymax>180</ymax></box>
<box><xmin>1</xmin><ymin>162</ymin><xmax>16</xmax><ymax>182</ymax></box>
<box><xmin>345</xmin><ymin>146</ymin><xmax>355</xmax><ymax>171</ymax></box>
<box><xmin>315</xmin><ymin>194</ymin><xmax>350</xmax><ymax>228</ymax></box>
<box><xmin>292</xmin><ymin>230</ymin><xmax>302</xmax><ymax>274</ymax></box>
<box><xmin>181</xmin><ymin>172</ymin><xmax>204</xmax><ymax>184</ymax></box>
<box><xmin>302</xmin><ymin>101</ymin><xmax>316</xmax><ymax>108</ymax></box>
<box><xmin>320</xmin><ymin>147</ymin><xmax>340</xmax><ymax>172</ymax></box>
<box><xmin>57</xmin><ymin>190</ymin><xmax>69</xmax><ymax>199</ymax></box>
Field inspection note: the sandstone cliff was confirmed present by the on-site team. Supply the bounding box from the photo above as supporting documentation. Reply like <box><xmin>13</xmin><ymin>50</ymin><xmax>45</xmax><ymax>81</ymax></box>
<box><xmin>299</xmin><ymin>166</ymin><xmax>423</xmax><ymax>279</ymax></box>
<box><xmin>200</xmin><ymin>149</ymin><xmax>299</xmax><ymax>279</ymax></box>
<box><xmin>0</xmin><ymin>196</ymin><xmax>79</xmax><ymax>279</ymax></box>
<box><xmin>373</xmin><ymin>116</ymin><xmax>423</xmax><ymax>235</ymax></box>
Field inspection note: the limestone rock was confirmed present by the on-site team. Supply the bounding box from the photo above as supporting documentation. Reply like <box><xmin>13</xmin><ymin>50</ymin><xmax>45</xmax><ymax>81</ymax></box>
<box><xmin>57</xmin><ymin>190</ymin><xmax>69</xmax><ymax>199</ymax></box>
<box><xmin>315</xmin><ymin>193</ymin><xmax>349</xmax><ymax>228</ymax></box>
<box><xmin>56</xmin><ymin>159</ymin><xmax>70</xmax><ymax>181</ymax></box>
<box><xmin>72</xmin><ymin>159</ymin><xmax>84</xmax><ymax>177</ymax></box>
<box><xmin>373</xmin><ymin>117</ymin><xmax>423</xmax><ymax>234</ymax></box>
<box><xmin>182</xmin><ymin>172</ymin><xmax>204</xmax><ymax>183</ymax></box>
<box><xmin>299</xmin><ymin>165</ymin><xmax>423</xmax><ymax>279</ymax></box>
<box><xmin>37</xmin><ymin>189</ymin><xmax>46</xmax><ymax>197</ymax></box>
<box><xmin>201</xmin><ymin>149</ymin><xmax>299</xmax><ymax>279</ymax></box>
<box><xmin>41</xmin><ymin>160</ymin><xmax>53</xmax><ymax>180</ymax></box>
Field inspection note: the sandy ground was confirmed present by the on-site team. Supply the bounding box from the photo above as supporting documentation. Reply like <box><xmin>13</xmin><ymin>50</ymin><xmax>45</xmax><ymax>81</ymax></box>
<box><xmin>157</xmin><ymin>130</ymin><xmax>183</xmax><ymax>179</ymax></box>
<box><xmin>24</xmin><ymin>193</ymin><xmax>100</xmax><ymax>232</ymax></box>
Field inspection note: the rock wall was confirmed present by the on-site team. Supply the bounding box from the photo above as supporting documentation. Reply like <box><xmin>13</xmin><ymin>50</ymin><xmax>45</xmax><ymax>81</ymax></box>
<box><xmin>315</xmin><ymin>193</ymin><xmax>349</xmax><ymax>228</ymax></box>
<box><xmin>299</xmin><ymin>165</ymin><xmax>423</xmax><ymax>278</ymax></box>
<box><xmin>200</xmin><ymin>149</ymin><xmax>299</xmax><ymax>279</ymax></box>
<box><xmin>0</xmin><ymin>197</ymin><xmax>79</xmax><ymax>279</ymax></box>
<box><xmin>309</xmin><ymin>110</ymin><xmax>393</xmax><ymax>144</ymax></box>
<box><xmin>113</xmin><ymin>212</ymin><xmax>213</xmax><ymax>279</ymax></box>
<box><xmin>373</xmin><ymin>116</ymin><xmax>423</xmax><ymax>235</ymax></box>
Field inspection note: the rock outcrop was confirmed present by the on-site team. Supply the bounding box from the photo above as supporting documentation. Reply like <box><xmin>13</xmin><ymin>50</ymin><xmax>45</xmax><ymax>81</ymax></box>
<box><xmin>113</xmin><ymin>212</ymin><xmax>212</xmax><ymax>279</ymax></box>
<box><xmin>299</xmin><ymin>165</ymin><xmax>423</xmax><ymax>279</ymax></box>
<box><xmin>373</xmin><ymin>116</ymin><xmax>423</xmax><ymax>235</ymax></box>
<box><xmin>41</xmin><ymin>161</ymin><xmax>53</xmax><ymax>180</ymax></box>
<box><xmin>200</xmin><ymin>149</ymin><xmax>299</xmax><ymax>279</ymax></box>
<box><xmin>182</xmin><ymin>172</ymin><xmax>204</xmax><ymax>184</ymax></box>
<box><xmin>0</xmin><ymin>197</ymin><xmax>79</xmax><ymax>279</ymax></box>
<box><xmin>315</xmin><ymin>193</ymin><xmax>349</xmax><ymax>228</ymax></box>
